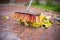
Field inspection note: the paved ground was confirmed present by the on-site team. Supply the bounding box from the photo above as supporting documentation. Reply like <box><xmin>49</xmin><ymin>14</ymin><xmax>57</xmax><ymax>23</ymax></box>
<box><xmin>0</xmin><ymin>5</ymin><xmax>60</xmax><ymax>40</ymax></box>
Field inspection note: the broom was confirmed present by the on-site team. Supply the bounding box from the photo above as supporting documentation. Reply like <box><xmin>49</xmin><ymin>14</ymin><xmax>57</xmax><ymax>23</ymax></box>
<box><xmin>11</xmin><ymin>0</ymin><xmax>52</xmax><ymax>28</ymax></box>
<box><xmin>11</xmin><ymin>0</ymin><xmax>41</xmax><ymax>27</ymax></box>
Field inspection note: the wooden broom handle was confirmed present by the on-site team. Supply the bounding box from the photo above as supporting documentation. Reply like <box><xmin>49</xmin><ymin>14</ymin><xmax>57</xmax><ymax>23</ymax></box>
<box><xmin>26</xmin><ymin>0</ymin><xmax>34</xmax><ymax>12</ymax></box>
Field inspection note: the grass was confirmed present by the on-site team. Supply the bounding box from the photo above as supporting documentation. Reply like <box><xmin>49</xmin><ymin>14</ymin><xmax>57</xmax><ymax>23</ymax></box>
<box><xmin>32</xmin><ymin>4</ymin><xmax>60</xmax><ymax>12</ymax></box>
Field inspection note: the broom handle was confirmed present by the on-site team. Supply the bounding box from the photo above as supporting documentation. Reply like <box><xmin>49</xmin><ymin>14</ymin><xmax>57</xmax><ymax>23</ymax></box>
<box><xmin>26</xmin><ymin>0</ymin><xmax>33</xmax><ymax>12</ymax></box>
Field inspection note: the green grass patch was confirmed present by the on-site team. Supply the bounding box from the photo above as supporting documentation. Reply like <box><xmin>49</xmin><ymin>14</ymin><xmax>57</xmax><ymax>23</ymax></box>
<box><xmin>32</xmin><ymin>4</ymin><xmax>60</xmax><ymax>12</ymax></box>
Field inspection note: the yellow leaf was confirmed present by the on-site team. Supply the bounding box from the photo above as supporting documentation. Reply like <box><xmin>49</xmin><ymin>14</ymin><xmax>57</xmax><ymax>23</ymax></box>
<box><xmin>39</xmin><ymin>14</ymin><xmax>45</xmax><ymax>22</ymax></box>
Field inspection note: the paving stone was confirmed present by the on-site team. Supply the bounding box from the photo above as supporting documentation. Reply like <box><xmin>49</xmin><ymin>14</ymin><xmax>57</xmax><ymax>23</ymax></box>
<box><xmin>29</xmin><ymin>36</ymin><xmax>41</xmax><ymax>40</ymax></box>
<box><xmin>0</xmin><ymin>26</ymin><xmax>5</xmax><ymax>29</ymax></box>
<box><xmin>44</xmin><ymin>37</ymin><xmax>54</xmax><ymax>40</ymax></box>
<box><xmin>42</xmin><ymin>28</ymin><xmax>54</xmax><ymax>39</ymax></box>
<box><xmin>11</xmin><ymin>25</ymin><xmax>25</xmax><ymax>35</ymax></box>
<box><xmin>53</xmin><ymin>25</ymin><xmax>60</xmax><ymax>40</ymax></box>
<box><xmin>30</xmin><ymin>28</ymin><xmax>44</xmax><ymax>37</ymax></box>
<box><xmin>0</xmin><ymin>31</ymin><xmax>22</xmax><ymax>40</ymax></box>
<box><xmin>18</xmin><ymin>27</ymin><xmax>34</xmax><ymax>40</ymax></box>
<box><xmin>0</xmin><ymin>6</ymin><xmax>60</xmax><ymax>40</ymax></box>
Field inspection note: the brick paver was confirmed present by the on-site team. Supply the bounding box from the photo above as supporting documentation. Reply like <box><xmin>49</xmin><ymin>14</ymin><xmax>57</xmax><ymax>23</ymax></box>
<box><xmin>0</xmin><ymin>5</ymin><xmax>60</xmax><ymax>40</ymax></box>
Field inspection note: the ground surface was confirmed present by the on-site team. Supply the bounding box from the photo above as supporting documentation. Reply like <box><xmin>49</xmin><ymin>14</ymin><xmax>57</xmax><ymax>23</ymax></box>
<box><xmin>0</xmin><ymin>5</ymin><xmax>60</xmax><ymax>40</ymax></box>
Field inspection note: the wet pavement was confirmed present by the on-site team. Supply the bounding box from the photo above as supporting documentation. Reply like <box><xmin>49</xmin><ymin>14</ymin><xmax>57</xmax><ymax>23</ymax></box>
<box><xmin>0</xmin><ymin>6</ymin><xmax>60</xmax><ymax>40</ymax></box>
